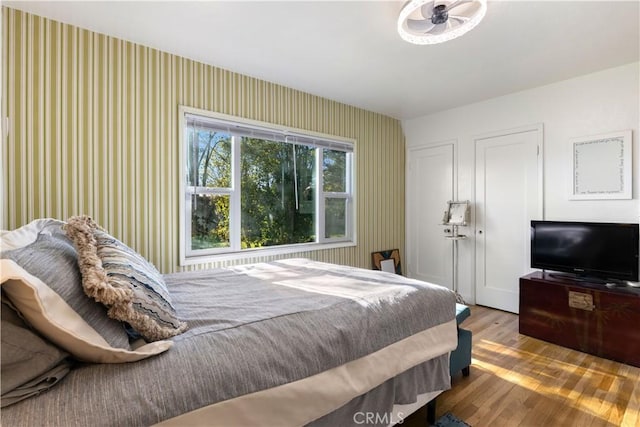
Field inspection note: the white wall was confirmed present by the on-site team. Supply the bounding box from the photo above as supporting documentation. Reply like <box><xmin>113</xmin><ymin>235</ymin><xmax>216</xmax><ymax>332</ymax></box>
<box><xmin>402</xmin><ymin>62</ymin><xmax>640</xmax><ymax>303</ymax></box>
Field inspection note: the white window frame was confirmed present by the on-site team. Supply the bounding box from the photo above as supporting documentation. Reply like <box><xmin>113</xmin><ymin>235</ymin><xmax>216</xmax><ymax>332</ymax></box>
<box><xmin>184</xmin><ymin>134</ymin><xmax>241</xmax><ymax>257</ymax></box>
<box><xmin>317</xmin><ymin>149</ymin><xmax>354</xmax><ymax>243</ymax></box>
<box><xmin>179</xmin><ymin>106</ymin><xmax>356</xmax><ymax>266</ymax></box>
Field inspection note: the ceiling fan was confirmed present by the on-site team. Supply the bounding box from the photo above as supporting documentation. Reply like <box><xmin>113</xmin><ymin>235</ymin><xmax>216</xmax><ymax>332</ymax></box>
<box><xmin>397</xmin><ymin>0</ymin><xmax>487</xmax><ymax>45</ymax></box>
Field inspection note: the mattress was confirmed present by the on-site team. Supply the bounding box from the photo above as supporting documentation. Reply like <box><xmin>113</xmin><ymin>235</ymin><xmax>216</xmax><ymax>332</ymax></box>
<box><xmin>2</xmin><ymin>259</ymin><xmax>457</xmax><ymax>426</ymax></box>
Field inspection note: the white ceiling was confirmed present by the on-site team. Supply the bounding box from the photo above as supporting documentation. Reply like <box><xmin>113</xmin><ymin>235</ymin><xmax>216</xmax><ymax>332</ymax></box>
<box><xmin>5</xmin><ymin>1</ymin><xmax>639</xmax><ymax>120</ymax></box>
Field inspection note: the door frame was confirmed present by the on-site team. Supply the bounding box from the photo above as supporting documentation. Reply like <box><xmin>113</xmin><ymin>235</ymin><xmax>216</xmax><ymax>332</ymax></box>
<box><xmin>472</xmin><ymin>123</ymin><xmax>544</xmax><ymax>304</ymax></box>
<box><xmin>405</xmin><ymin>139</ymin><xmax>458</xmax><ymax>282</ymax></box>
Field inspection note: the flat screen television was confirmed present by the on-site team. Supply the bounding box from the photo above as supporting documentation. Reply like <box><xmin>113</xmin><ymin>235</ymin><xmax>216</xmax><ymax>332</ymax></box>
<box><xmin>530</xmin><ymin>220</ymin><xmax>639</xmax><ymax>282</ymax></box>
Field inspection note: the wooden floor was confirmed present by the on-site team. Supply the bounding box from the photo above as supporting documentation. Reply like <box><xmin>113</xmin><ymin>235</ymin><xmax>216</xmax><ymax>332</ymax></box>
<box><xmin>405</xmin><ymin>305</ymin><xmax>640</xmax><ymax>427</ymax></box>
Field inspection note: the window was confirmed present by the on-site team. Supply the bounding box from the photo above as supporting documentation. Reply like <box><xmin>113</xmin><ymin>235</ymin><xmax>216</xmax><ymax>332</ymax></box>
<box><xmin>180</xmin><ymin>108</ymin><xmax>355</xmax><ymax>262</ymax></box>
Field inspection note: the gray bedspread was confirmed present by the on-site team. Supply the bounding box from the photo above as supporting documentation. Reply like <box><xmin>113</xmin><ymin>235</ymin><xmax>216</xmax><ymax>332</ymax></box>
<box><xmin>1</xmin><ymin>259</ymin><xmax>455</xmax><ymax>426</ymax></box>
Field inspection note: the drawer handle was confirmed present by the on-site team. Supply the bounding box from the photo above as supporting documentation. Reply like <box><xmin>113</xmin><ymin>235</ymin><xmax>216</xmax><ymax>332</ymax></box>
<box><xmin>568</xmin><ymin>291</ymin><xmax>594</xmax><ymax>311</ymax></box>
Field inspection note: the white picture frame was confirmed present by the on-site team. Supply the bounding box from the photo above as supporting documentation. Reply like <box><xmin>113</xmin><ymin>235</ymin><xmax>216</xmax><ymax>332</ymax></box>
<box><xmin>380</xmin><ymin>259</ymin><xmax>396</xmax><ymax>274</ymax></box>
<box><xmin>570</xmin><ymin>130</ymin><xmax>632</xmax><ymax>200</ymax></box>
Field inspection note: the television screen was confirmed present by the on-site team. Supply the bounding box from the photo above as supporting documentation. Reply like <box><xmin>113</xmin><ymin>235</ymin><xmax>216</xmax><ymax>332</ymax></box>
<box><xmin>531</xmin><ymin>221</ymin><xmax>639</xmax><ymax>282</ymax></box>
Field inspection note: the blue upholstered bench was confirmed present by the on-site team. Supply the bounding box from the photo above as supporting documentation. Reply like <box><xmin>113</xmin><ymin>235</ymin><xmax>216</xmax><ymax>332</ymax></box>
<box><xmin>449</xmin><ymin>303</ymin><xmax>472</xmax><ymax>377</ymax></box>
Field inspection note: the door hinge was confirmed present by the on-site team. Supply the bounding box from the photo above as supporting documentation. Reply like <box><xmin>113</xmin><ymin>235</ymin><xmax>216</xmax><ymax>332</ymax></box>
<box><xmin>537</xmin><ymin>145</ymin><xmax>540</xmax><ymax>155</ymax></box>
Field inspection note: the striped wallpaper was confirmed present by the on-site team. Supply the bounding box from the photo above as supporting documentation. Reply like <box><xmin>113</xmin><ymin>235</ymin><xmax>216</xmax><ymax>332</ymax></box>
<box><xmin>1</xmin><ymin>7</ymin><xmax>405</xmax><ymax>273</ymax></box>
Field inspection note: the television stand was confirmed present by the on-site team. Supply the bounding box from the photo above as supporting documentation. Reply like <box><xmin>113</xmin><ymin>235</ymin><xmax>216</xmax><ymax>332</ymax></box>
<box><xmin>519</xmin><ymin>271</ymin><xmax>640</xmax><ymax>367</ymax></box>
<box><xmin>547</xmin><ymin>272</ymin><xmax>608</xmax><ymax>284</ymax></box>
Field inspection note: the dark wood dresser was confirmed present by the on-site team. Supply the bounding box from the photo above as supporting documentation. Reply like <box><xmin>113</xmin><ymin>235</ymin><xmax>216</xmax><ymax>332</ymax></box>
<box><xmin>519</xmin><ymin>271</ymin><xmax>640</xmax><ymax>367</ymax></box>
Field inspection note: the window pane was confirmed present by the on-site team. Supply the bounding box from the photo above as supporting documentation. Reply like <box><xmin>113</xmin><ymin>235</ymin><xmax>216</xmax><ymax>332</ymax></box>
<box><xmin>325</xmin><ymin>198</ymin><xmax>346</xmax><ymax>239</ymax></box>
<box><xmin>187</xmin><ymin>129</ymin><xmax>232</xmax><ymax>188</ymax></box>
<box><xmin>241</xmin><ymin>138</ymin><xmax>316</xmax><ymax>248</ymax></box>
<box><xmin>191</xmin><ymin>193</ymin><xmax>230</xmax><ymax>250</ymax></box>
<box><xmin>183</xmin><ymin>110</ymin><xmax>356</xmax><ymax>259</ymax></box>
<box><xmin>323</xmin><ymin>149</ymin><xmax>347</xmax><ymax>192</ymax></box>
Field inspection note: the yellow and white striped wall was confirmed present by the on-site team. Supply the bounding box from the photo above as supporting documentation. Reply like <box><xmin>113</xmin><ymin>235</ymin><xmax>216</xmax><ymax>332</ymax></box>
<box><xmin>1</xmin><ymin>7</ymin><xmax>405</xmax><ymax>273</ymax></box>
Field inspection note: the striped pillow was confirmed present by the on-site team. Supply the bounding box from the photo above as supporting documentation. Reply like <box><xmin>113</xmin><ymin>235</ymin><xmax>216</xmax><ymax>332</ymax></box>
<box><xmin>65</xmin><ymin>216</ymin><xmax>187</xmax><ymax>342</ymax></box>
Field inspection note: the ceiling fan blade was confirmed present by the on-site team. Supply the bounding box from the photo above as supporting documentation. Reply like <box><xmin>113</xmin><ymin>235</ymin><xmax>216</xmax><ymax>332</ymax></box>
<box><xmin>449</xmin><ymin>15</ymin><xmax>470</xmax><ymax>25</ymax></box>
<box><xmin>429</xmin><ymin>23</ymin><xmax>448</xmax><ymax>35</ymax></box>
<box><xmin>446</xmin><ymin>0</ymin><xmax>473</xmax><ymax>12</ymax></box>
<box><xmin>420</xmin><ymin>1</ymin><xmax>436</xmax><ymax>19</ymax></box>
<box><xmin>407</xmin><ymin>18</ymin><xmax>437</xmax><ymax>33</ymax></box>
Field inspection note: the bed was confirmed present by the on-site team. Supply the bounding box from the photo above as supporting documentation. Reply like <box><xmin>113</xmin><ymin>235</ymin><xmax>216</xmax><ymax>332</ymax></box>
<box><xmin>1</xmin><ymin>218</ymin><xmax>457</xmax><ymax>426</ymax></box>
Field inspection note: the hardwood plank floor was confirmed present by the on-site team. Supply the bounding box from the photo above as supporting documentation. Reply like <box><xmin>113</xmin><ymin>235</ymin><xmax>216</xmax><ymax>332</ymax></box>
<box><xmin>405</xmin><ymin>305</ymin><xmax>640</xmax><ymax>427</ymax></box>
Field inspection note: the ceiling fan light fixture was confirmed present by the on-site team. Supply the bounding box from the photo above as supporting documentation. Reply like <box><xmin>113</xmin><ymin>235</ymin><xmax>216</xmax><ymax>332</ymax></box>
<box><xmin>398</xmin><ymin>0</ymin><xmax>487</xmax><ymax>45</ymax></box>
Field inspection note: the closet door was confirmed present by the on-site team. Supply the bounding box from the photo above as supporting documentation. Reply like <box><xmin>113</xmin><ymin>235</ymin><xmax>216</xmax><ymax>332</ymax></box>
<box><xmin>475</xmin><ymin>126</ymin><xmax>543</xmax><ymax>313</ymax></box>
<box><xmin>406</xmin><ymin>143</ymin><xmax>455</xmax><ymax>289</ymax></box>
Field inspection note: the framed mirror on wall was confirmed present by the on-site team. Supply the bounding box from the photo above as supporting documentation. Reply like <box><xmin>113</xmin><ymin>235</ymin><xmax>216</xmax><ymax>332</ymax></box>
<box><xmin>570</xmin><ymin>130</ymin><xmax>632</xmax><ymax>200</ymax></box>
<box><xmin>442</xmin><ymin>201</ymin><xmax>470</xmax><ymax>226</ymax></box>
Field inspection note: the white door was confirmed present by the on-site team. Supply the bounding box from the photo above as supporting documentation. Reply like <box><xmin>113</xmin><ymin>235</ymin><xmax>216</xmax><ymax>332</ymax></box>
<box><xmin>475</xmin><ymin>126</ymin><xmax>542</xmax><ymax>313</ymax></box>
<box><xmin>407</xmin><ymin>143</ymin><xmax>455</xmax><ymax>288</ymax></box>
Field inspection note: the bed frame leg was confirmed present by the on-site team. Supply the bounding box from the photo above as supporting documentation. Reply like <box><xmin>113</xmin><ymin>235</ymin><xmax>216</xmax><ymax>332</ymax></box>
<box><xmin>462</xmin><ymin>366</ymin><xmax>470</xmax><ymax>377</ymax></box>
<box><xmin>426</xmin><ymin>397</ymin><xmax>436</xmax><ymax>425</ymax></box>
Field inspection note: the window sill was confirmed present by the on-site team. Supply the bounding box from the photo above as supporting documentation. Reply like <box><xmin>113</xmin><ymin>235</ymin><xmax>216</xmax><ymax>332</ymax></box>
<box><xmin>180</xmin><ymin>240</ymin><xmax>356</xmax><ymax>266</ymax></box>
